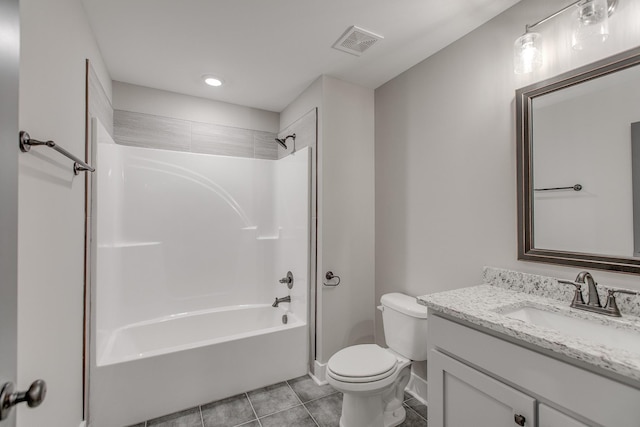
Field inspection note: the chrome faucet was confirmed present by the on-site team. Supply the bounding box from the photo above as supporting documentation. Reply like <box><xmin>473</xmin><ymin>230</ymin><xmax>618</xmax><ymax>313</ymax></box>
<box><xmin>559</xmin><ymin>271</ymin><xmax>638</xmax><ymax>317</ymax></box>
<box><xmin>272</xmin><ymin>295</ymin><xmax>291</xmax><ymax>307</ymax></box>
<box><xmin>575</xmin><ymin>271</ymin><xmax>601</xmax><ymax>308</ymax></box>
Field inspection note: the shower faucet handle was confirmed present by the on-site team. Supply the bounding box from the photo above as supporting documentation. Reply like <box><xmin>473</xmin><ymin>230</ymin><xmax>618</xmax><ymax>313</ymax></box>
<box><xmin>279</xmin><ymin>271</ymin><xmax>294</xmax><ymax>289</ymax></box>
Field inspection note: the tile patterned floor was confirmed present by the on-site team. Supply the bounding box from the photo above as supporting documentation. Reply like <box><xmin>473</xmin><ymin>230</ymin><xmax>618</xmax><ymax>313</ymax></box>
<box><xmin>127</xmin><ymin>375</ymin><xmax>428</xmax><ymax>427</ymax></box>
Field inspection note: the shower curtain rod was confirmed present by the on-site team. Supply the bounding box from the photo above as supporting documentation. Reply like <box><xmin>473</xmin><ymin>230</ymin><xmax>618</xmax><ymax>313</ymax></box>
<box><xmin>19</xmin><ymin>131</ymin><xmax>95</xmax><ymax>175</ymax></box>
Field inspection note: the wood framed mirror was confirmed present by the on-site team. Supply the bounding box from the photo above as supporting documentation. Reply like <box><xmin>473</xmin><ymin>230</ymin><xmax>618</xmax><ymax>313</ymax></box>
<box><xmin>517</xmin><ymin>46</ymin><xmax>640</xmax><ymax>274</ymax></box>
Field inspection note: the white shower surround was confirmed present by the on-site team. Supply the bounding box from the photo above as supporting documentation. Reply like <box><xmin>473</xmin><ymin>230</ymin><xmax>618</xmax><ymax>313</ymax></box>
<box><xmin>90</xmin><ymin>121</ymin><xmax>310</xmax><ymax>426</ymax></box>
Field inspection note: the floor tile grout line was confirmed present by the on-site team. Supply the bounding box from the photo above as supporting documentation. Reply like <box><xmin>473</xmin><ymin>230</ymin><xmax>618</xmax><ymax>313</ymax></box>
<box><xmin>287</xmin><ymin>380</ymin><xmax>304</xmax><ymax>406</ymax></box>
<box><xmin>286</xmin><ymin>378</ymin><xmax>339</xmax><ymax>405</ymax></box>
<box><xmin>249</xmin><ymin>381</ymin><xmax>304</xmax><ymax>419</ymax></box>
<box><xmin>245</xmin><ymin>392</ymin><xmax>263</xmax><ymax>427</ymax></box>
<box><xmin>300</xmin><ymin>389</ymin><xmax>340</xmax><ymax>405</ymax></box>
<box><xmin>301</xmin><ymin>402</ymin><xmax>321</xmax><ymax>427</ymax></box>
<box><xmin>254</xmin><ymin>402</ymin><xmax>306</xmax><ymax>421</ymax></box>
<box><xmin>287</xmin><ymin>381</ymin><xmax>320</xmax><ymax>427</ymax></box>
<box><xmin>404</xmin><ymin>403</ymin><xmax>427</xmax><ymax>423</ymax></box>
<box><xmin>246</xmin><ymin>385</ymin><xmax>298</xmax><ymax>420</ymax></box>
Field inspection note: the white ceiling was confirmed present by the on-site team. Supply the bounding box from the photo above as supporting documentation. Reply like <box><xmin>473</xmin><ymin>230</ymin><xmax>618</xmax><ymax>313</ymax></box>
<box><xmin>82</xmin><ymin>0</ymin><xmax>520</xmax><ymax>112</ymax></box>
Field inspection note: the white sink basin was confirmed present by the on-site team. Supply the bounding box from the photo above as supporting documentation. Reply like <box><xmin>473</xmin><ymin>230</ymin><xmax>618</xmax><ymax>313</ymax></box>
<box><xmin>502</xmin><ymin>305</ymin><xmax>640</xmax><ymax>354</ymax></box>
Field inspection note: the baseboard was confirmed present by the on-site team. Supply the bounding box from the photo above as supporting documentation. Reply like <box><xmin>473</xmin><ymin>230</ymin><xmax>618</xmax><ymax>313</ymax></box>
<box><xmin>405</xmin><ymin>371</ymin><xmax>428</xmax><ymax>405</ymax></box>
<box><xmin>79</xmin><ymin>421</ymin><xmax>87</xmax><ymax>427</ymax></box>
<box><xmin>310</xmin><ymin>360</ymin><xmax>328</xmax><ymax>385</ymax></box>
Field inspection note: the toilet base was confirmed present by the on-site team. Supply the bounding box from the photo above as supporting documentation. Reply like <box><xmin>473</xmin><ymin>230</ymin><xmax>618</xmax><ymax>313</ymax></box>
<box><xmin>339</xmin><ymin>393</ymin><xmax>385</xmax><ymax>427</ymax></box>
<box><xmin>384</xmin><ymin>405</ymin><xmax>406</xmax><ymax>427</ymax></box>
<box><xmin>338</xmin><ymin>399</ymin><xmax>406</xmax><ymax>427</ymax></box>
<box><xmin>336</xmin><ymin>366</ymin><xmax>411</xmax><ymax>427</ymax></box>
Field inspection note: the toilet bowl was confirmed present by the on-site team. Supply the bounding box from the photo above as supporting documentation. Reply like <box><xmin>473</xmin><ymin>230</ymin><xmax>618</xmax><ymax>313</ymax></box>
<box><xmin>327</xmin><ymin>344</ymin><xmax>412</xmax><ymax>427</ymax></box>
<box><xmin>326</xmin><ymin>293</ymin><xmax>428</xmax><ymax>427</ymax></box>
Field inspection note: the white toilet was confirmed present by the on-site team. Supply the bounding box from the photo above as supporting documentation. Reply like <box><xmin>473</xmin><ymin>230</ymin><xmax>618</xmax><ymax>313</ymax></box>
<box><xmin>326</xmin><ymin>293</ymin><xmax>428</xmax><ymax>427</ymax></box>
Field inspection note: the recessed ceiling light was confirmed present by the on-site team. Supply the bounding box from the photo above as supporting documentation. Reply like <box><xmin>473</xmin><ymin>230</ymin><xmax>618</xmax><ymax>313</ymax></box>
<box><xmin>203</xmin><ymin>75</ymin><xmax>223</xmax><ymax>87</ymax></box>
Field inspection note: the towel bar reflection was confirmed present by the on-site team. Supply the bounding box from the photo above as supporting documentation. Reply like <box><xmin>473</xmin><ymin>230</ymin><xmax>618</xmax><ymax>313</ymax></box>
<box><xmin>534</xmin><ymin>184</ymin><xmax>582</xmax><ymax>192</ymax></box>
<box><xmin>19</xmin><ymin>131</ymin><xmax>95</xmax><ymax>175</ymax></box>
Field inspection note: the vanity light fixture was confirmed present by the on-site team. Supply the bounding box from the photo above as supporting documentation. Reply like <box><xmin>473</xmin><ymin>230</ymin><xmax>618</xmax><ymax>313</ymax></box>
<box><xmin>513</xmin><ymin>0</ymin><xmax>618</xmax><ymax>74</ymax></box>
<box><xmin>514</xmin><ymin>32</ymin><xmax>542</xmax><ymax>75</ymax></box>
<box><xmin>572</xmin><ymin>0</ymin><xmax>611</xmax><ymax>50</ymax></box>
<box><xmin>203</xmin><ymin>75</ymin><xmax>223</xmax><ymax>87</ymax></box>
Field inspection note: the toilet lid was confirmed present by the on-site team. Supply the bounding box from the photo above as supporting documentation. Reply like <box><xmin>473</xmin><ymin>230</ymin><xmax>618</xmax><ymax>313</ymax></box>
<box><xmin>327</xmin><ymin>344</ymin><xmax>397</xmax><ymax>382</ymax></box>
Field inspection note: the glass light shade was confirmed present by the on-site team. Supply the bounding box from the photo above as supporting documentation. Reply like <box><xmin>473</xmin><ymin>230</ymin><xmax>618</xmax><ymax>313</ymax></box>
<box><xmin>514</xmin><ymin>32</ymin><xmax>543</xmax><ymax>74</ymax></box>
<box><xmin>572</xmin><ymin>0</ymin><xmax>609</xmax><ymax>50</ymax></box>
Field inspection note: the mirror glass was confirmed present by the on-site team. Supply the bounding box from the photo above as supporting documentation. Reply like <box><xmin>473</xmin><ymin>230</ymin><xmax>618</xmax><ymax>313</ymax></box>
<box><xmin>517</xmin><ymin>47</ymin><xmax>640</xmax><ymax>273</ymax></box>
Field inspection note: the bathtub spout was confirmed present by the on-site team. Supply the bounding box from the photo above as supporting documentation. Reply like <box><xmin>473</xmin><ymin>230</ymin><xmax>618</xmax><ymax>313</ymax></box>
<box><xmin>272</xmin><ymin>296</ymin><xmax>291</xmax><ymax>307</ymax></box>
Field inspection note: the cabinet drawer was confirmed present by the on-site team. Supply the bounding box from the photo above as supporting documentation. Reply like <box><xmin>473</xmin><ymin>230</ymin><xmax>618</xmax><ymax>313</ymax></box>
<box><xmin>539</xmin><ymin>404</ymin><xmax>588</xmax><ymax>427</ymax></box>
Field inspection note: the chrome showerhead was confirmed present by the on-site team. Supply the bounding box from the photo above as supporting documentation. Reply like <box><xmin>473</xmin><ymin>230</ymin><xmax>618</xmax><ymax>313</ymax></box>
<box><xmin>274</xmin><ymin>134</ymin><xmax>296</xmax><ymax>151</ymax></box>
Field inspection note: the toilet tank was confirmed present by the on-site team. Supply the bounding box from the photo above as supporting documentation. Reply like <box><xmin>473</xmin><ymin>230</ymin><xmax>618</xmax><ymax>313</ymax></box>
<box><xmin>380</xmin><ymin>293</ymin><xmax>429</xmax><ymax>361</ymax></box>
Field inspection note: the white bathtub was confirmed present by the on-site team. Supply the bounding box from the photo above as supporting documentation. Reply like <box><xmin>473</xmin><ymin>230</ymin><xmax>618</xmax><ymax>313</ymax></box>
<box><xmin>98</xmin><ymin>304</ymin><xmax>302</xmax><ymax>366</ymax></box>
<box><xmin>91</xmin><ymin>304</ymin><xmax>308</xmax><ymax>427</ymax></box>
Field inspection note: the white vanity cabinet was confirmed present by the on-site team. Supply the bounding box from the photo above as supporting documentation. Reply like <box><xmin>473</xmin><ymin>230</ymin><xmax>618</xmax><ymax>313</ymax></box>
<box><xmin>538</xmin><ymin>404</ymin><xmax>588</xmax><ymax>427</ymax></box>
<box><xmin>427</xmin><ymin>313</ymin><xmax>640</xmax><ymax>427</ymax></box>
<box><xmin>430</xmin><ymin>350</ymin><xmax>536</xmax><ymax>426</ymax></box>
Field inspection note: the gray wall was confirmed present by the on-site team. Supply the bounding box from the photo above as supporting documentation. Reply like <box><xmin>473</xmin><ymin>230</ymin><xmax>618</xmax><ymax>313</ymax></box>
<box><xmin>18</xmin><ymin>0</ymin><xmax>112</xmax><ymax>425</ymax></box>
<box><xmin>281</xmin><ymin>76</ymin><xmax>375</xmax><ymax>371</ymax></box>
<box><xmin>375</xmin><ymin>0</ymin><xmax>640</xmax><ymax>357</ymax></box>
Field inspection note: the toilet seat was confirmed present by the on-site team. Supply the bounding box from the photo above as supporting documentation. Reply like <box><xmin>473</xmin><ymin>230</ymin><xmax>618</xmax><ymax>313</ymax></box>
<box><xmin>327</xmin><ymin>344</ymin><xmax>398</xmax><ymax>383</ymax></box>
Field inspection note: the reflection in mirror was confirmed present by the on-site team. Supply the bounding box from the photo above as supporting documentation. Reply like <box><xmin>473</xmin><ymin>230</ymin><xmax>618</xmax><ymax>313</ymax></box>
<box><xmin>532</xmin><ymin>64</ymin><xmax>640</xmax><ymax>257</ymax></box>
<box><xmin>517</xmin><ymin>46</ymin><xmax>640</xmax><ymax>274</ymax></box>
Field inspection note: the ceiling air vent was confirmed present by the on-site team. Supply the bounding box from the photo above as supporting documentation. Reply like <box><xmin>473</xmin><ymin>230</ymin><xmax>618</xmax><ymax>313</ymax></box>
<box><xmin>332</xmin><ymin>25</ymin><xmax>383</xmax><ymax>57</ymax></box>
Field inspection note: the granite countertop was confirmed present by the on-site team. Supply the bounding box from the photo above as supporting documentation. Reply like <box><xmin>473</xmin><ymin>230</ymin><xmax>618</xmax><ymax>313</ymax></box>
<box><xmin>418</xmin><ymin>267</ymin><xmax>640</xmax><ymax>384</ymax></box>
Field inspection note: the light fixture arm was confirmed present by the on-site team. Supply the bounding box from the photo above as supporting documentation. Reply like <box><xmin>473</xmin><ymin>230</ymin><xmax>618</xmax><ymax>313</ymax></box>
<box><xmin>514</xmin><ymin>0</ymin><xmax>617</xmax><ymax>74</ymax></box>
<box><xmin>524</xmin><ymin>0</ymin><xmax>618</xmax><ymax>33</ymax></box>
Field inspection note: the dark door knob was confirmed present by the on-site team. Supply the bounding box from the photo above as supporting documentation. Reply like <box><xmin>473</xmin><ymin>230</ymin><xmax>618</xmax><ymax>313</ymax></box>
<box><xmin>514</xmin><ymin>413</ymin><xmax>526</xmax><ymax>426</ymax></box>
<box><xmin>0</xmin><ymin>379</ymin><xmax>47</xmax><ymax>420</ymax></box>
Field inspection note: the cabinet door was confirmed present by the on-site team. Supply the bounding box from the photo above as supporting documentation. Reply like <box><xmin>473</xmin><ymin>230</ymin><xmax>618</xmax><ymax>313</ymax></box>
<box><xmin>539</xmin><ymin>403</ymin><xmax>588</xmax><ymax>427</ymax></box>
<box><xmin>429</xmin><ymin>350</ymin><xmax>536</xmax><ymax>427</ymax></box>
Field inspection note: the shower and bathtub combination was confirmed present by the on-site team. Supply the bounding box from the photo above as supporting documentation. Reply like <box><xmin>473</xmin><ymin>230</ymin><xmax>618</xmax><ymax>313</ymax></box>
<box><xmin>89</xmin><ymin>120</ymin><xmax>311</xmax><ymax>427</ymax></box>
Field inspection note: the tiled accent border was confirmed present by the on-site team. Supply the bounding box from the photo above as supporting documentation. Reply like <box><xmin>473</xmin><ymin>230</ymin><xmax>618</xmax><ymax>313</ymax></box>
<box><xmin>114</xmin><ymin>109</ymin><xmax>278</xmax><ymax>160</ymax></box>
<box><xmin>88</xmin><ymin>65</ymin><xmax>114</xmax><ymax>138</ymax></box>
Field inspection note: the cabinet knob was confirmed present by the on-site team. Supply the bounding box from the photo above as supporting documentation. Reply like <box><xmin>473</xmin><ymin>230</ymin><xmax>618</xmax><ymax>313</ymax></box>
<box><xmin>514</xmin><ymin>413</ymin><xmax>526</xmax><ymax>426</ymax></box>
